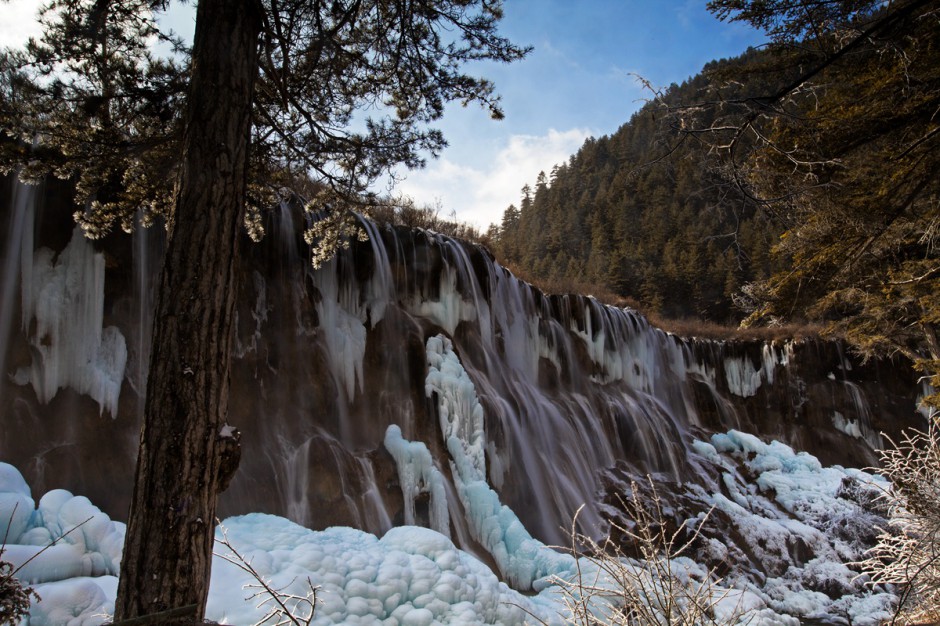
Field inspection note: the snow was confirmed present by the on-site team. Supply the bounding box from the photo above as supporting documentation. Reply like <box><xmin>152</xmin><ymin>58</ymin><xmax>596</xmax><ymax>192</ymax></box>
<box><xmin>0</xmin><ymin>462</ymin><xmax>33</xmax><ymax>545</ymax></box>
<box><xmin>27</xmin><ymin>577</ymin><xmax>117</xmax><ymax>626</ymax></box>
<box><xmin>0</xmin><ymin>485</ymin><xmax>123</xmax><ymax>587</ymax></box>
<box><xmin>1</xmin><ymin>420</ymin><xmax>899</xmax><ymax>626</ymax></box>
<box><xmin>698</xmin><ymin>431</ymin><xmax>895</xmax><ymax>623</ymax></box>
<box><xmin>207</xmin><ymin>516</ymin><xmax>546</xmax><ymax>625</ymax></box>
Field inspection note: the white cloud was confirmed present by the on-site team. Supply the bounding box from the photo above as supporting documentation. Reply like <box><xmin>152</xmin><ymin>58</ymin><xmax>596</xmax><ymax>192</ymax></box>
<box><xmin>0</xmin><ymin>0</ymin><xmax>43</xmax><ymax>50</ymax></box>
<box><xmin>395</xmin><ymin>127</ymin><xmax>591</xmax><ymax>230</ymax></box>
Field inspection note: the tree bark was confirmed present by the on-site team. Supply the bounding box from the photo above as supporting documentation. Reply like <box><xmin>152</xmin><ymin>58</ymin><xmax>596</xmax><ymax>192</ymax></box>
<box><xmin>114</xmin><ymin>0</ymin><xmax>262</xmax><ymax>621</ymax></box>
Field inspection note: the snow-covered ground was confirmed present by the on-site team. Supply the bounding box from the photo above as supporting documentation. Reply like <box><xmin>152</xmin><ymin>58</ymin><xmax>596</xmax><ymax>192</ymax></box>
<box><xmin>1</xmin><ymin>430</ymin><xmax>897</xmax><ymax>625</ymax></box>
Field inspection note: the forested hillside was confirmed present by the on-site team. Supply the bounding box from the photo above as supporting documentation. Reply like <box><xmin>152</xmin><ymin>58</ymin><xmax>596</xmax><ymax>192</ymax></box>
<box><xmin>493</xmin><ymin>0</ymin><xmax>937</xmax><ymax>357</ymax></box>
<box><xmin>491</xmin><ymin>48</ymin><xmax>792</xmax><ymax>323</ymax></box>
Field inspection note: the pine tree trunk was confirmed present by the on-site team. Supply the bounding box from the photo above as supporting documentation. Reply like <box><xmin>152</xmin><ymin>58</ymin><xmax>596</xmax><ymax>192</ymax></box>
<box><xmin>114</xmin><ymin>0</ymin><xmax>262</xmax><ymax>621</ymax></box>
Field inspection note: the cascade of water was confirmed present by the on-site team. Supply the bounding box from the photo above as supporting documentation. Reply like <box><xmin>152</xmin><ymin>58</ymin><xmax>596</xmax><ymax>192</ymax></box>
<box><xmin>322</xmin><ymin>226</ymin><xmax>719</xmax><ymax>543</ymax></box>
<box><xmin>354</xmin><ymin>456</ymin><xmax>393</xmax><ymax>536</ymax></box>
<box><xmin>0</xmin><ymin>180</ymin><xmax>37</xmax><ymax>405</ymax></box>
<box><xmin>1</xmin><ymin>186</ymin><xmax>922</xmax><ymax>563</ymax></box>
<box><xmin>283</xmin><ymin>436</ymin><xmax>314</xmax><ymax>525</ymax></box>
<box><xmin>835</xmin><ymin>381</ymin><xmax>883</xmax><ymax>449</ymax></box>
<box><xmin>129</xmin><ymin>216</ymin><xmax>164</xmax><ymax>416</ymax></box>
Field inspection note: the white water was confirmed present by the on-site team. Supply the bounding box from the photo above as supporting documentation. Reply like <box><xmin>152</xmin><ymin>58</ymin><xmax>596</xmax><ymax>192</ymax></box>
<box><xmin>0</xmin><ymin>185</ymin><xmax>920</xmax><ymax>624</ymax></box>
<box><xmin>0</xmin><ymin>186</ymin><xmax>911</xmax><ymax>600</ymax></box>
<box><xmin>0</xmin><ymin>179</ymin><xmax>37</xmax><ymax>409</ymax></box>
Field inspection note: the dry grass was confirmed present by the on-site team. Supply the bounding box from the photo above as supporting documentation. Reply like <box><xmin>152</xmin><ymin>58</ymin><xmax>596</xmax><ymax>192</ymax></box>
<box><xmin>643</xmin><ymin>313</ymin><xmax>822</xmax><ymax>343</ymax></box>
<box><xmin>503</xmin><ymin>268</ymin><xmax>636</xmax><ymax>309</ymax></box>
<box><xmin>527</xmin><ymin>478</ymin><xmax>747</xmax><ymax>626</ymax></box>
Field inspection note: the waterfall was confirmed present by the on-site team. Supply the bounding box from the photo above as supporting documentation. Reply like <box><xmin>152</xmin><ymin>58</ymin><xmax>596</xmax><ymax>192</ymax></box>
<box><xmin>0</xmin><ymin>180</ymin><xmax>924</xmax><ymax>557</ymax></box>
<box><xmin>0</xmin><ymin>179</ymin><xmax>37</xmax><ymax>409</ymax></box>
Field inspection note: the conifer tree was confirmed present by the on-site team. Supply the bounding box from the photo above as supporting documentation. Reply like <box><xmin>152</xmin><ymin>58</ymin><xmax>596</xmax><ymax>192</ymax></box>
<box><xmin>0</xmin><ymin>0</ymin><xmax>527</xmax><ymax>621</ymax></box>
<box><xmin>705</xmin><ymin>0</ymin><xmax>940</xmax><ymax>389</ymax></box>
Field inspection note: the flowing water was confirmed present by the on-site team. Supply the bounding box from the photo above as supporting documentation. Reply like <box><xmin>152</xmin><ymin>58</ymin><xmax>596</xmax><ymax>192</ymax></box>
<box><xmin>0</xmin><ymin>177</ymin><xmax>923</xmax><ymax>555</ymax></box>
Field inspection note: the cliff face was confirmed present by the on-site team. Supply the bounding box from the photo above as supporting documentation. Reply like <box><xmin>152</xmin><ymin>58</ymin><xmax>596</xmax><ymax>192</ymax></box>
<box><xmin>0</xmin><ymin>176</ymin><xmax>925</xmax><ymax>552</ymax></box>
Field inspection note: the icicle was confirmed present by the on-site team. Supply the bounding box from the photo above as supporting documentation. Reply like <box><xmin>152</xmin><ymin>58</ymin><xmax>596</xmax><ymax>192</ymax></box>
<box><xmin>14</xmin><ymin>227</ymin><xmax>127</xmax><ymax>417</ymax></box>
<box><xmin>383</xmin><ymin>424</ymin><xmax>450</xmax><ymax>537</ymax></box>
<box><xmin>312</xmin><ymin>258</ymin><xmax>367</xmax><ymax>402</ymax></box>
<box><xmin>724</xmin><ymin>356</ymin><xmax>763</xmax><ymax>397</ymax></box>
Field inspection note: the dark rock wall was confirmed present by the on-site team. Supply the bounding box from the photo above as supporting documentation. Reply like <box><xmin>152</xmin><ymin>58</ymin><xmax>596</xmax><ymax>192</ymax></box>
<box><xmin>0</xmin><ymin>176</ymin><xmax>925</xmax><ymax>552</ymax></box>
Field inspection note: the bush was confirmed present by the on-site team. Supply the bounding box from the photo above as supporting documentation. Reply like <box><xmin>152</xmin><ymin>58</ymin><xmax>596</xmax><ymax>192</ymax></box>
<box><xmin>861</xmin><ymin>413</ymin><xmax>940</xmax><ymax>624</ymax></box>
<box><xmin>0</xmin><ymin>556</ymin><xmax>39</xmax><ymax>626</ymax></box>
<box><xmin>538</xmin><ymin>479</ymin><xmax>746</xmax><ymax>626</ymax></box>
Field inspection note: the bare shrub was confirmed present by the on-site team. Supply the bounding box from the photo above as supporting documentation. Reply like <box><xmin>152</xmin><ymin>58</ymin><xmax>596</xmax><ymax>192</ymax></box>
<box><xmin>1</xmin><ymin>504</ymin><xmax>94</xmax><ymax>625</ymax></box>
<box><xmin>370</xmin><ymin>196</ymin><xmax>488</xmax><ymax>245</ymax></box>
<box><xmin>861</xmin><ymin>414</ymin><xmax>940</xmax><ymax>625</ymax></box>
<box><xmin>535</xmin><ymin>478</ymin><xmax>747</xmax><ymax>626</ymax></box>
<box><xmin>1</xmin><ymin>504</ymin><xmax>37</xmax><ymax>626</ymax></box>
<box><xmin>0</xmin><ymin>559</ymin><xmax>38</xmax><ymax>626</ymax></box>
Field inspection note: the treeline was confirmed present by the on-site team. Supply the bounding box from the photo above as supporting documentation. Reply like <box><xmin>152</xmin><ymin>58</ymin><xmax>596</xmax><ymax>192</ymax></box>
<box><xmin>489</xmin><ymin>48</ymin><xmax>792</xmax><ymax>323</ymax></box>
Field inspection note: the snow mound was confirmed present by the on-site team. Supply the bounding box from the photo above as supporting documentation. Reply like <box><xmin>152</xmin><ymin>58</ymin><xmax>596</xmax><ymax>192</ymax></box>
<box><xmin>0</xmin><ymin>422</ymin><xmax>900</xmax><ymax>625</ymax></box>
<box><xmin>208</xmin><ymin>514</ymin><xmax>548</xmax><ymax>625</ymax></box>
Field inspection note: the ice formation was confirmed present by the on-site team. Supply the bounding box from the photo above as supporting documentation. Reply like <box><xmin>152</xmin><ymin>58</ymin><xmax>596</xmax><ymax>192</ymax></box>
<box><xmin>208</xmin><ymin>516</ymin><xmax>551</xmax><ymax>625</ymax></box>
<box><xmin>723</xmin><ymin>343</ymin><xmax>792</xmax><ymax>398</ymax></box>
<box><xmin>2</xmin><ymin>419</ymin><xmax>900</xmax><ymax>626</ymax></box>
<box><xmin>312</xmin><ymin>263</ymin><xmax>368</xmax><ymax>402</ymax></box>
<box><xmin>425</xmin><ymin>335</ymin><xmax>577</xmax><ymax>591</ymax></box>
<box><xmin>724</xmin><ymin>356</ymin><xmax>763</xmax><ymax>397</ymax></box>
<box><xmin>310</xmin><ymin>218</ymin><xmax>397</xmax><ymax>402</ymax></box>
<box><xmin>14</xmin><ymin>227</ymin><xmax>127</xmax><ymax>416</ymax></box>
<box><xmin>699</xmin><ymin>431</ymin><xmax>896</xmax><ymax>624</ymax></box>
<box><xmin>384</xmin><ymin>425</ymin><xmax>450</xmax><ymax>536</ymax></box>
<box><xmin>0</xmin><ymin>463</ymin><xmax>123</xmax><ymax>626</ymax></box>
<box><xmin>406</xmin><ymin>265</ymin><xmax>478</xmax><ymax>337</ymax></box>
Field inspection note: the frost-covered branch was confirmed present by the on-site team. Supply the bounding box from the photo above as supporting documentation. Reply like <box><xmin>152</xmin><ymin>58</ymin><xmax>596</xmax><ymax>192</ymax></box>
<box><xmin>861</xmin><ymin>414</ymin><xmax>940</xmax><ymax>624</ymax></box>
<box><xmin>214</xmin><ymin>522</ymin><xmax>318</xmax><ymax>626</ymax></box>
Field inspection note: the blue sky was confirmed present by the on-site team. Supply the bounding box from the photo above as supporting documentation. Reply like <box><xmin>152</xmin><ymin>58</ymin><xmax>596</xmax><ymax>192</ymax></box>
<box><xmin>393</xmin><ymin>1</ymin><xmax>767</xmax><ymax>228</ymax></box>
<box><xmin>0</xmin><ymin>0</ymin><xmax>766</xmax><ymax>228</ymax></box>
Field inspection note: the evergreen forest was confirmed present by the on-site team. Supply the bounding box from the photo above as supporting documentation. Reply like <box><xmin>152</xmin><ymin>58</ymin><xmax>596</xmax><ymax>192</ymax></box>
<box><xmin>491</xmin><ymin>47</ymin><xmax>797</xmax><ymax>323</ymax></box>
<box><xmin>491</xmin><ymin>4</ymin><xmax>938</xmax><ymax>354</ymax></box>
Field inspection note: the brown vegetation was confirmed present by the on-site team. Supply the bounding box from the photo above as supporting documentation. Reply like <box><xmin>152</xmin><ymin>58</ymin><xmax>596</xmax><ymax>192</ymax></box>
<box><xmin>369</xmin><ymin>197</ymin><xmax>491</xmax><ymax>245</ymax></box>
<box><xmin>501</xmin><ymin>261</ymin><xmax>820</xmax><ymax>343</ymax></box>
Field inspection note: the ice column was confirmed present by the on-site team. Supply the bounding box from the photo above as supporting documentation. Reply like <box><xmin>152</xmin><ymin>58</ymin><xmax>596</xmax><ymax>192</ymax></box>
<box><xmin>425</xmin><ymin>334</ymin><xmax>576</xmax><ymax>590</ymax></box>
<box><xmin>15</xmin><ymin>227</ymin><xmax>127</xmax><ymax>416</ymax></box>
<box><xmin>384</xmin><ymin>424</ymin><xmax>450</xmax><ymax>537</ymax></box>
